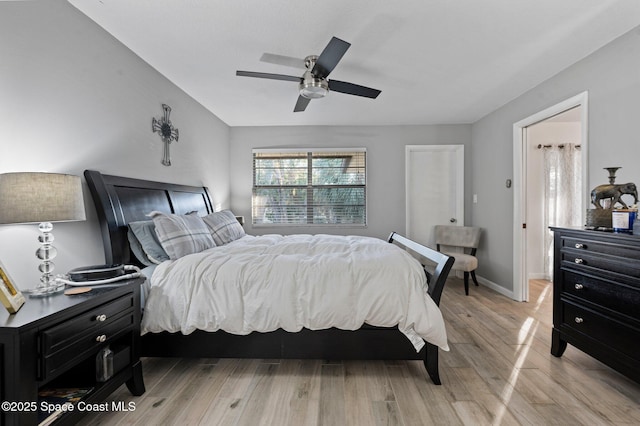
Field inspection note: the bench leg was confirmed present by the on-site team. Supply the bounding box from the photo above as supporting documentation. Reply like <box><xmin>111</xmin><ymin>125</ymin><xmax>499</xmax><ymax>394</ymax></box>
<box><xmin>471</xmin><ymin>270</ymin><xmax>479</xmax><ymax>286</ymax></box>
<box><xmin>463</xmin><ymin>272</ymin><xmax>470</xmax><ymax>295</ymax></box>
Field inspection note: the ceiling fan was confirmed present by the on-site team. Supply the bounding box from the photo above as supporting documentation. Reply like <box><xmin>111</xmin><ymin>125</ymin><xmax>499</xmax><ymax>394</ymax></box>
<box><xmin>236</xmin><ymin>36</ymin><xmax>381</xmax><ymax>112</ymax></box>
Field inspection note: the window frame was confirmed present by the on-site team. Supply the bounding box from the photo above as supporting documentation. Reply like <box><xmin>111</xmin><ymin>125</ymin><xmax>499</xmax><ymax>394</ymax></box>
<box><xmin>252</xmin><ymin>148</ymin><xmax>367</xmax><ymax>227</ymax></box>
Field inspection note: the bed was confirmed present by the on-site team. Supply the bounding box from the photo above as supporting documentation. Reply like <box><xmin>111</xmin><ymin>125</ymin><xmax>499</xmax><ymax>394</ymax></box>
<box><xmin>84</xmin><ymin>169</ymin><xmax>454</xmax><ymax>384</ymax></box>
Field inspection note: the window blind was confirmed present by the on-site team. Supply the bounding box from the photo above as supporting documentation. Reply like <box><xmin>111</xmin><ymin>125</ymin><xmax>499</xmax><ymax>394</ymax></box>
<box><xmin>252</xmin><ymin>149</ymin><xmax>366</xmax><ymax>225</ymax></box>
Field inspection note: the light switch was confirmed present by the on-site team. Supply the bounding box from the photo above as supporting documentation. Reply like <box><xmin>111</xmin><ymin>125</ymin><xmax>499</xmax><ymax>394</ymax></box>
<box><xmin>473</xmin><ymin>194</ymin><xmax>478</xmax><ymax>204</ymax></box>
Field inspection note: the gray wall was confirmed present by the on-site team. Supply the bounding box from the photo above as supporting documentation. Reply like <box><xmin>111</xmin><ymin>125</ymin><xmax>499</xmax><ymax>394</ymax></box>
<box><xmin>471</xmin><ymin>25</ymin><xmax>640</xmax><ymax>292</ymax></box>
<box><xmin>3</xmin><ymin>1</ymin><xmax>638</xmax><ymax>295</ymax></box>
<box><xmin>230</xmin><ymin>125</ymin><xmax>472</xmax><ymax>240</ymax></box>
<box><xmin>0</xmin><ymin>0</ymin><xmax>230</xmax><ymax>288</ymax></box>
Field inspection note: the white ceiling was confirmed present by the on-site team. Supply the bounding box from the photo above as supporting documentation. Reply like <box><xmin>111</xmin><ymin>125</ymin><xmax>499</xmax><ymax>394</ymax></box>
<box><xmin>67</xmin><ymin>0</ymin><xmax>640</xmax><ymax>127</ymax></box>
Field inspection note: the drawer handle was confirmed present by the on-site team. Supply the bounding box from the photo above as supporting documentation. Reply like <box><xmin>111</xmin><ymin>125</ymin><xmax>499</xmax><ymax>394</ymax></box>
<box><xmin>574</xmin><ymin>284</ymin><xmax>584</xmax><ymax>290</ymax></box>
<box><xmin>574</xmin><ymin>258</ymin><xmax>584</xmax><ymax>264</ymax></box>
<box><xmin>96</xmin><ymin>314</ymin><xmax>107</xmax><ymax>322</ymax></box>
<box><xmin>574</xmin><ymin>317</ymin><xmax>584</xmax><ymax>324</ymax></box>
<box><xmin>575</xmin><ymin>243</ymin><xmax>584</xmax><ymax>249</ymax></box>
<box><xmin>96</xmin><ymin>334</ymin><xmax>107</xmax><ymax>343</ymax></box>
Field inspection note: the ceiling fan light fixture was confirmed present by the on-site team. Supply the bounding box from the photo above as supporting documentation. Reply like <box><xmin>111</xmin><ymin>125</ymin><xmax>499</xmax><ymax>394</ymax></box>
<box><xmin>299</xmin><ymin>71</ymin><xmax>329</xmax><ymax>99</ymax></box>
<box><xmin>236</xmin><ymin>37</ymin><xmax>380</xmax><ymax>112</ymax></box>
<box><xmin>300</xmin><ymin>84</ymin><xmax>328</xmax><ymax>99</ymax></box>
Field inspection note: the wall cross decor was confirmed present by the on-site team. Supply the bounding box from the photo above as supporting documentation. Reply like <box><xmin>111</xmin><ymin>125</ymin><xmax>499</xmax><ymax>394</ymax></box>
<box><xmin>152</xmin><ymin>104</ymin><xmax>180</xmax><ymax>166</ymax></box>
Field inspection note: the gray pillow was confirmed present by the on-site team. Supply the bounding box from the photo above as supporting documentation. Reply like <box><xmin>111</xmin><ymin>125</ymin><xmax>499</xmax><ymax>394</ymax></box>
<box><xmin>128</xmin><ymin>220</ymin><xmax>170</xmax><ymax>265</ymax></box>
<box><xmin>203</xmin><ymin>210</ymin><xmax>246</xmax><ymax>245</ymax></box>
<box><xmin>149</xmin><ymin>211</ymin><xmax>216</xmax><ymax>260</ymax></box>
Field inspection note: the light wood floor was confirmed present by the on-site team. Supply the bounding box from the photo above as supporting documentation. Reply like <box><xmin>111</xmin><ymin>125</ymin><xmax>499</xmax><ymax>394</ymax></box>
<box><xmin>78</xmin><ymin>279</ymin><xmax>640</xmax><ymax>425</ymax></box>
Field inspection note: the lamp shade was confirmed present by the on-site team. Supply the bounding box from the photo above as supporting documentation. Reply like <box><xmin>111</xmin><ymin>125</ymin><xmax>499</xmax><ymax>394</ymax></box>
<box><xmin>0</xmin><ymin>173</ymin><xmax>86</xmax><ymax>224</ymax></box>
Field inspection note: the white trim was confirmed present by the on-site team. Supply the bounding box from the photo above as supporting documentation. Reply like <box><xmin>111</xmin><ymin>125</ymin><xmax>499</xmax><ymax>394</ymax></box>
<box><xmin>476</xmin><ymin>274</ymin><xmax>514</xmax><ymax>300</ymax></box>
<box><xmin>405</xmin><ymin>145</ymin><xmax>465</xmax><ymax>239</ymax></box>
<box><xmin>528</xmin><ymin>272</ymin><xmax>550</xmax><ymax>280</ymax></box>
<box><xmin>449</xmin><ymin>273</ymin><xmax>515</xmax><ymax>299</ymax></box>
<box><xmin>512</xmin><ymin>91</ymin><xmax>589</xmax><ymax>302</ymax></box>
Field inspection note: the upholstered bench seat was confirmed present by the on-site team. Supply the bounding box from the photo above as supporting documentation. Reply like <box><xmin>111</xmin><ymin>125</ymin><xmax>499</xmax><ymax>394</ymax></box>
<box><xmin>442</xmin><ymin>252</ymin><xmax>478</xmax><ymax>271</ymax></box>
<box><xmin>435</xmin><ymin>225</ymin><xmax>482</xmax><ymax>295</ymax></box>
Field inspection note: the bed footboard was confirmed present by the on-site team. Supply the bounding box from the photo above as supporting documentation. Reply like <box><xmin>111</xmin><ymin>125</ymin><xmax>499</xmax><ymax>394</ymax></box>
<box><xmin>388</xmin><ymin>232</ymin><xmax>454</xmax><ymax>385</ymax></box>
<box><xmin>388</xmin><ymin>232</ymin><xmax>454</xmax><ymax>307</ymax></box>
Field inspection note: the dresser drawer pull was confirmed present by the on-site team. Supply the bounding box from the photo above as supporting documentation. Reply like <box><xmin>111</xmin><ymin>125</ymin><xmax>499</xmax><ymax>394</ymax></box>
<box><xmin>574</xmin><ymin>258</ymin><xmax>584</xmax><ymax>264</ymax></box>
<box><xmin>574</xmin><ymin>317</ymin><xmax>584</xmax><ymax>324</ymax></box>
<box><xmin>96</xmin><ymin>314</ymin><xmax>107</xmax><ymax>322</ymax></box>
<box><xmin>574</xmin><ymin>243</ymin><xmax>584</xmax><ymax>249</ymax></box>
<box><xmin>574</xmin><ymin>284</ymin><xmax>584</xmax><ymax>290</ymax></box>
<box><xmin>96</xmin><ymin>334</ymin><xmax>107</xmax><ymax>343</ymax></box>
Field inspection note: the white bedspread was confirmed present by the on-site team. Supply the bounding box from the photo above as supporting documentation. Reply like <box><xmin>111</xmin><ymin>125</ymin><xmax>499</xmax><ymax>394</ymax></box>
<box><xmin>142</xmin><ymin>234</ymin><xmax>449</xmax><ymax>351</ymax></box>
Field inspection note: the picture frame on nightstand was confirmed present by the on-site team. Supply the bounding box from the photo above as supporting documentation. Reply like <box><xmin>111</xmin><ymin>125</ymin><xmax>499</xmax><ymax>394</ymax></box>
<box><xmin>0</xmin><ymin>260</ymin><xmax>25</xmax><ymax>314</ymax></box>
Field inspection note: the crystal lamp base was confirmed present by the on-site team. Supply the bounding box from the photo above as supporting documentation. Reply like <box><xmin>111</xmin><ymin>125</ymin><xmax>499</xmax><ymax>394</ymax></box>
<box><xmin>26</xmin><ymin>281</ymin><xmax>66</xmax><ymax>297</ymax></box>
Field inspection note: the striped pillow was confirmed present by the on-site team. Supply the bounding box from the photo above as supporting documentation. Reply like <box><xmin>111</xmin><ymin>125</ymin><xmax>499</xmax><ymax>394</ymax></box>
<box><xmin>203</xmin><ymin>210</ymin><xmax>245</xmax><ymax>245</ymax></box>
<box><xmin>149</xmin><ymin>211</ymin><xmax>215</xmax><ymax>260</ymax></box>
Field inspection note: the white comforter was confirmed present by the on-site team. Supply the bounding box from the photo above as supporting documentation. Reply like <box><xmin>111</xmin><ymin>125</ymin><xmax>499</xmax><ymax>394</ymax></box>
<box><xmin>142</xmin><ymin>234</ymin><xmax>449</xmax><ymax>351</ymax></box>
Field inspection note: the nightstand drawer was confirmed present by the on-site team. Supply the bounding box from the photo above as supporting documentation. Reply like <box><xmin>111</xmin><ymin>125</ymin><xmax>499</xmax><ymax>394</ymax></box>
<box><xmin>562</xmin><ymin>300</ymin><xmax>640</xmax><ymax>359</ymax></box>
<box><xmin>561</xmin><ymin>270</ymin><xmax>640</xmax><ymax>319</ymax></box>
<box><xmin>42</xmin><ymin>313</ymin><xmax>135</xmax><ymax>380</ymax></box>
<box><xmin>42</xmin><ymin>294</ymin><xmax>134</xmax><ymax>355</ymax></box>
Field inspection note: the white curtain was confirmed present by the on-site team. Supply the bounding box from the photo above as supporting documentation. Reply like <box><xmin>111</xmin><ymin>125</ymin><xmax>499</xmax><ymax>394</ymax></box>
<box><xmin>543</xmin><ymin>144</ymin><xmax>582</xmax><ymax>278</ymax></box>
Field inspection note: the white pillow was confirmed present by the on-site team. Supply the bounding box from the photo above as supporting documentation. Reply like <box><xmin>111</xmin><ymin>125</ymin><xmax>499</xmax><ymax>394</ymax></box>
<box><xmin>203</xmin><ymin>210</ymin><xmax>246</xmax><ymax>245</ymax></box>
<box><xmin>149</xmin><ymin>211</ymin><xmax>215</xmax><ymax>260</ymax></box>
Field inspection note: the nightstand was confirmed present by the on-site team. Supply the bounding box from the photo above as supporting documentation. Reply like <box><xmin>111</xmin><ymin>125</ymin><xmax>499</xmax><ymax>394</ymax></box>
<box><xmin>0</xmin><ymin>278</ymin><xmax>145</xmax><ymax>425</ymax></box>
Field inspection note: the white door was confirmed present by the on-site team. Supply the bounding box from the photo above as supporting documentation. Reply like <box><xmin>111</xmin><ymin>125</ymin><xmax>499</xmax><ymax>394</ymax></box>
<box><xmin>406</xmin><ymin>145</ymin><xmax>464</xmax><ymax>248</ymax></box>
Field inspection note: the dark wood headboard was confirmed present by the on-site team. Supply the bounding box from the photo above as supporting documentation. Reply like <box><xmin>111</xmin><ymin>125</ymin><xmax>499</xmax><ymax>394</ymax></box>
<box><xmin>84</xmin><ymin>170</ymin><xmax>214</xmax><ymax>265</ymax></box>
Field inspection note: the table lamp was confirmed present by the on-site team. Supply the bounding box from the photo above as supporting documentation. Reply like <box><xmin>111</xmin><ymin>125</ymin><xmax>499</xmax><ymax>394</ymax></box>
<box><xmin>0</xmin><ymin>172</ymin><xmax>86</xmax><ymax>296</ymax></box>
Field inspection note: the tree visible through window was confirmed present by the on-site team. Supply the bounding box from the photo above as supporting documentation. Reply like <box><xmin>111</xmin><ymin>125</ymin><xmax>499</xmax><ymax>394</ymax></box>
<box><xmin>252</xmin><ymin>149</ymin><xmax>366</xmax><ymax>225</ymax></box>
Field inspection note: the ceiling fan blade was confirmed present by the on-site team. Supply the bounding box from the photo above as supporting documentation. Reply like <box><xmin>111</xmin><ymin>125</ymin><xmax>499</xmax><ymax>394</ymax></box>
<box><xmin>328</xmin><ymin>80</ymin><xmax>381</xmax><ymax>99</ymax></box>
<box><xmin>312</xmin><ymin>36</ymin><xmax>351</xmax><ymax>78</ymax></box>
<box><xmin>260</xmin><ymin>53</ymin><xmax>306</xmax><ymax>69</ymax></box>
<box><xmin>236</xmin><ymin>70</ymin><xmax>302</xmax><ymax>82</ymax></box>
<box><xmin>294</xmin><ymin>95</ymin><xmax>311</xmax><ymax>112</ymax></box>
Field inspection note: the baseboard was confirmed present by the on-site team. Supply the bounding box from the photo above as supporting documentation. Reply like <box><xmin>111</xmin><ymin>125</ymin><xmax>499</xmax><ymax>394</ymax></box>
<box><xmin>528</xmin><ymin>272</ymin><xmax>549</xmax><ymax>280</ymax></box>
<box><xmin>476</xmin><ymin>275</ymin><xmax>515</xmax><ymax>300</ymax></box>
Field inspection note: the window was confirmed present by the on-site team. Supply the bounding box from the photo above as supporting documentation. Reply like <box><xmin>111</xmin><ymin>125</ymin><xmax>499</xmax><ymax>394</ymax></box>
<box><xmin>252</xmin><ymin>148</ymin><xmax>366</xmax><ymax>226</ymax></box>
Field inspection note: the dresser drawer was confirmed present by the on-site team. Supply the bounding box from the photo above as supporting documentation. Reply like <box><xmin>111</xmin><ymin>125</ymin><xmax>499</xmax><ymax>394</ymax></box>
<box><xmin>561</xmin><ymin>270</ymin><xmax>640</xmax><ymax>319</ymax></box>
<box><xmin>561</xmin><ymin>249</ymin><xmax>640</xmax><ymax>280</ymax></box>
<box><xmin>42</xmin><ymin>313</ymin><xmax>135</xmax><ymax>379</ymax></box>
<box><xmin>562</xmin><ymin>300</ymin><xmax>640</xmax><ymax>360</ymax></box>
<box><xmin>42</xmin><ymin>294</ymin><xmax>134</xmax><ymax>356</ymax></box>
<box><xmin>562</xmin><ymin>236</ymin><xmax>640</xmax><ymax>260</ymax></box>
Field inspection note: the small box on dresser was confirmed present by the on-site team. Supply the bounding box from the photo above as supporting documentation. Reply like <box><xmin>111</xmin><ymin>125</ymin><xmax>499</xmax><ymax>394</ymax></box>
<box><xmin>550</xmin><ymin>227</ymin><xmax>640</xmax><ymax>384</ymax></box>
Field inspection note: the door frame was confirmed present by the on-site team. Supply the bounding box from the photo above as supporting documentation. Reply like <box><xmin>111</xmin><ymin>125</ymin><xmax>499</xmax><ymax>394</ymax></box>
<box><xmin>512</xmin><ymin>91</ymin><xmax>589</xmax><ymax>302</ymax></box>
<box><xmin>405</xmin><ymin>144</ymin><xmax>465</xmax><ymax>242</ymax></box>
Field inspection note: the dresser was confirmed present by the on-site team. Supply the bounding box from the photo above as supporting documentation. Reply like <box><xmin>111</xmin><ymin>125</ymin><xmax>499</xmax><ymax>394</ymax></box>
<box><xmin>0</xmin><ymin>279</ymin><xmax>145</xmax><ymax>425</ymax></box>
<box><xmin>550</xmin><ymin>227</ymin><xmax>640</xmax><ymax>383</ymax></box>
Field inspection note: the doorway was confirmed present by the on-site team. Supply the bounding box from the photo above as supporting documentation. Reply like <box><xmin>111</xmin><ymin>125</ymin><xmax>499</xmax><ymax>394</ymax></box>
<box><xmin>526</xmin><ymin>107</ymin><xmax>583</xmax><ymax>281</ymax></box>
<box><xmin>513</xmin><ymin>92</ymin><xmax>588</xmax><ymax>301</ymax></box>
<box><xmin>405</xmin><ymin>145</ymin><xmax>464</xmax><ymax>248</ymax></box>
